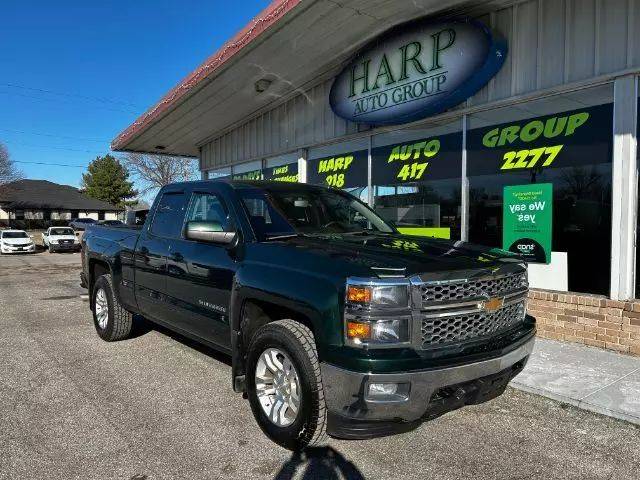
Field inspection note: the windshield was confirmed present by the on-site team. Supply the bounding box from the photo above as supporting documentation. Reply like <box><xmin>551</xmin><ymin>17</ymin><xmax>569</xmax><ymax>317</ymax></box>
<box><xmin>239</xmin><ymin>187</ymin><xmax>394</xmax><ymax>240</ymax></box>
<box><xmin>50</xmin><ymin>228</ymin><xmax>74</xmax><ymax>235</ymax></box>
<box><xmin>2</xmin><ymin>231</ymin><xmax>28</xmax><ymax>239</ymax></box>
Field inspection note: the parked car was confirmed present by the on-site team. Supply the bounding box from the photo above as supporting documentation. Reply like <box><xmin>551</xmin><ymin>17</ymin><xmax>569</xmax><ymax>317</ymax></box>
<box><xmin>0</xmin><ymin>229</ymin><xmax>36</xmax><ymax>254</ymax></box>
<box><xmin>69</xmin><ymin>218</ymin><xmax>97</xmax><ymax>231</ymax></box>
<box><xmin>98</xmin><ymin>219</ymin><xmax>124</xmax><ymax>226</ymax></box>
<box><xmin>42</xmin><ymin>226</ymin><xmax>81</xmax><ymax>253</ymax></box>
<box><xmin>81</xmin><ymin>180</ymin><xmax>534</xmax><ymax>450</ymax></box>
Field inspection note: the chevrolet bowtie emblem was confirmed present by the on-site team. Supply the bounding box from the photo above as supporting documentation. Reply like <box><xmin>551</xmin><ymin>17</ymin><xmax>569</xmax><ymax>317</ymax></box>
<box><xmin>483</xmin><ymin>297</ymin><xmax>504</xmax><ymax>312</ymax></box>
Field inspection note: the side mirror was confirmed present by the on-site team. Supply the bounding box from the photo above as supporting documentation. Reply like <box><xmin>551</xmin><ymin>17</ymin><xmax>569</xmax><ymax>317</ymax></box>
<box><xmin>185</xmin><ymin>221</ymin><xmax>236</xmax><ymax>244</ymax></box>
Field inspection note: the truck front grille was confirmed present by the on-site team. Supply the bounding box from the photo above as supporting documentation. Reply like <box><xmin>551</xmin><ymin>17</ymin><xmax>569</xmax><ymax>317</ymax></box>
<box><xmin>420</xmin><ymin>301</ymin><xmax>526</xmax><ymax>348</ymax></box>
<box><xmin>420</xmin><ymin>272</ymin><xmax>527</xmax><ymax>304</ymax></box>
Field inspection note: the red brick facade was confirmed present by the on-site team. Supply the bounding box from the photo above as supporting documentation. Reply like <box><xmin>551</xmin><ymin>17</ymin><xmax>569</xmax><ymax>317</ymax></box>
<box><xmin>528</xmin><ymin>290</ymin><xmax>640</xmax><ymax>356</ymax></box>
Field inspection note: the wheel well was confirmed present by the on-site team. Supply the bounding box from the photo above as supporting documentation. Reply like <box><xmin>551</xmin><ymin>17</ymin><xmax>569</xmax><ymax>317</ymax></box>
<box><xmin>238</xmin><ymin>299</ymin><xmax>315</xmax><ymax>368</ymax></box>
<box><xmin>89</xmin><ymin>260</ymin><xmax>110</xmax><ymax>297</ymax></box>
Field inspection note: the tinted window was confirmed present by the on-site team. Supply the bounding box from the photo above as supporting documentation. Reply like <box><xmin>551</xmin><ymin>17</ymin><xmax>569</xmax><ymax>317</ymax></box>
<box><xmin>150</xmin><ymin>192</ymin><xmax>187</xmax><ymax>238</ymax></box>
<box><xmin>239</xmin><ymin>188</ymin><xmax>392</xmax><ymax>240</ymax></box>
<box><xmin>2</xmin><ymin>231</ymin><xmax>28</xmax><ymax>239</ymax></box>
<box><xmin>185</xmin><ymin>193</ymin><xmax>228</xmax><ymax>229</ymax></box>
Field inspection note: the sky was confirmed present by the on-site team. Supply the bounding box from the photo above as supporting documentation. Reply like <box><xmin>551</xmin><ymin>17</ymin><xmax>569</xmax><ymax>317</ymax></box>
<box><xmin>0</xmin><ymin>0</ymin><xmax>270</xmax><ymax>191</ymax></box>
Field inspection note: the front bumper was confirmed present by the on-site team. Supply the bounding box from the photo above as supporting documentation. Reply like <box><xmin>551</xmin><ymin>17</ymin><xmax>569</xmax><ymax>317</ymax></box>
<box><xmin>322</xmin><ymin>334</ymin><xmax>534</xmax><ymax>439</ymax></box>
<box><xmin>1</xmin><ymin>244</ymin><xmax>35</xmax><ymax>253</ymax></box>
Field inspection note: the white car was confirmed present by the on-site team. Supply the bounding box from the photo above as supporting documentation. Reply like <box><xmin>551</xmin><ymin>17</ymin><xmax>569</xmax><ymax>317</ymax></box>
<box><xmin>42</xmin><ymin>226</ymin><xmax>81</xmax><ymax>253</ymax></box>
<box><xmin>0</xmin><ymin>229</ymin><xmax>36</xmax><ymax>254</ymax></box>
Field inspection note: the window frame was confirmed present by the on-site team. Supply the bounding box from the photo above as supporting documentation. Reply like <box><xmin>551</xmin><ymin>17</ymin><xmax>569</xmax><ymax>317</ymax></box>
<box><xmin>148</xmin><ymin>190</ymin><xmax>188</xmax><ymax>240</ymax></box>
<box><xmin>182</xmin><ymin>191</ymin><xmax>233</xmax><ymax>240</ymax></box>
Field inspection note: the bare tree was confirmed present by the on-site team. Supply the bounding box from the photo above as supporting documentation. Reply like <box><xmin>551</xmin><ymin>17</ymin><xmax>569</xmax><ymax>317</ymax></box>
<box><xmin>0</xmin><ymin>142</ymin><xmax>22</xmax><ymax>185</ymax></box>
<box><xmin>123</xmin><ymin>152</ymin><xmax>198</xmax><ymax>195</ymax></box>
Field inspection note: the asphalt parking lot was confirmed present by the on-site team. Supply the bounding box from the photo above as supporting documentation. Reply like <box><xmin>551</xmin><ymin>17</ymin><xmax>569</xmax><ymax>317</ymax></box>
<box><xmin>1</xmin><ymin>254</ymin><xmax>639</xmax><ymax>480</ymax></box>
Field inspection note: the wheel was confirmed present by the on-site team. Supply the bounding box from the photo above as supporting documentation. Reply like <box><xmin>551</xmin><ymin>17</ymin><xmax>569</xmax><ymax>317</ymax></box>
<box><xmin>246</xmin><ymin>319</ymin><xmax>328</xmax><ymax>450</ymax></box>
<box><xmin>48</xmin><ymin>244</ymin><xmax>52</xmax><ymax>253</ymax></box>
<box><xmin>92</xmin><ymin>274</ymin><xmax>133</xmax><ymax>341</ymax></box>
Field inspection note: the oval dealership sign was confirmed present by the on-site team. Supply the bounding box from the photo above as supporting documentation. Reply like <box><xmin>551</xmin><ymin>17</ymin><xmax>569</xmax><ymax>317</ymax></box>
<box><xmin>329</xmin><ymin>18</ymin><xmax>507</xmax><ymax>126</ymax></box>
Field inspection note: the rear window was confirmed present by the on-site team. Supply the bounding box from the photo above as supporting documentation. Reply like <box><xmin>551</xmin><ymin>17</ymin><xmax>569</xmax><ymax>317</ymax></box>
<box><xmin>150</xmin><ymin>192</ymin><xmax>187</xmax><ymax>238</ymax></box>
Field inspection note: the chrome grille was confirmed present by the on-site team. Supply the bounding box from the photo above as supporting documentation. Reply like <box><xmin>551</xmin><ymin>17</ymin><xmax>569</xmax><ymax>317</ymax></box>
<box><xmin>421</xmin><ymin>301</ymin><xmax>526</xmax><ymax>348</ymax></box>
<box><xmin>420</xmin><ymin>272</ymin><xmax>528</xmax><ymax>304</ymax></box>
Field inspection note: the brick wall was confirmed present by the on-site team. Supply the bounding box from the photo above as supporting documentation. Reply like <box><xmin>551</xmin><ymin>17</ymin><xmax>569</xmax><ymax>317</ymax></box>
<box><xmin>527</xmin><ymin>290</ymin><xmax>640</xmax><ymax>356</ymax></box>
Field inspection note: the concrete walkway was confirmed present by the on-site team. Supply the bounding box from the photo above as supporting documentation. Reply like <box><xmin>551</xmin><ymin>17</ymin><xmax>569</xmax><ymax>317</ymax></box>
<box><xmin>511</xmin><ymin>338</ymin><xmax>640</xmax><ymax>425</ymax></box>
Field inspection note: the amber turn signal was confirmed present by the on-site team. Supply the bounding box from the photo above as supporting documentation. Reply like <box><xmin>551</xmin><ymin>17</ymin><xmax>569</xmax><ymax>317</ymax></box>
<box><xmin>347</xmin><ymin>321</ymin><xmax>371</xmax><ymax>340</ymax></box>
<box><xmin>347</xmin><ymin>286</ymin><xmax>372</xmax><ymax>303</ymax></box>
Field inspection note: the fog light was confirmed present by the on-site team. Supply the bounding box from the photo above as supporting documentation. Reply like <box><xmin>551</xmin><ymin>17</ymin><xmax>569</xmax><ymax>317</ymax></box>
<box><xmin>366</xmin><ymin>382</ymin><xmax>410</xmax><ymax>402</ymax></box>
<box><xmin>369</xmin><ymin>383</ymin><xmax>398</xmax><ymax>396</ymax></box>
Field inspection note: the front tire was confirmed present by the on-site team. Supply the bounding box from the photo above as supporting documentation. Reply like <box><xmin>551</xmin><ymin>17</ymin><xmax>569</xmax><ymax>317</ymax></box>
<box><xmin>92</xmin><ymin>274</ymin><xmax>133</xmax><ymax>341</ymax></box>
<box><xmin>246</xmin><ymin>320</ymin><xmax>328</xmax><ymax>450</ymax></box>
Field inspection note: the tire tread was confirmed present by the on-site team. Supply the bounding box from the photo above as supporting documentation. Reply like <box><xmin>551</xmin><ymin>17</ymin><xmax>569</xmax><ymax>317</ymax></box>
<box><xmin>249</xmin><ymin>319</ymin><xmax>328</xmax><ymax>448</ymax></box>
<box><xmin>95</xmin><ymin>274</ymin><xmax>133</xmax><ymax>341</ymax></box>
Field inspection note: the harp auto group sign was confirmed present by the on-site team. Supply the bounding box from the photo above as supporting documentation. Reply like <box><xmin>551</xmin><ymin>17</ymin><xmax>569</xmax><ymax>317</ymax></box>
<box><xmin>329</xmin><ymin>18</ymin><xmax>507</xmax><ymax>126</ymax></box>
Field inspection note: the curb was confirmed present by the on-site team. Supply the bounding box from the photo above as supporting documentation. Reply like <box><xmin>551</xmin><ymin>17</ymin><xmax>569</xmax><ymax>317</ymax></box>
<box><xmin>510</xmin><ymin>382</ymin><xmax>640</xmax><ymax>426</ymax></box>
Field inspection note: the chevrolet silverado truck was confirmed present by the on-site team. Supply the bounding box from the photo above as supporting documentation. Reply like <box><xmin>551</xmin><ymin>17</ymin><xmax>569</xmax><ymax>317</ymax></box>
<box><xmin>81</xmin><ymin>180</ymin><xmax>535</xmax><ymax>449</ymax></box>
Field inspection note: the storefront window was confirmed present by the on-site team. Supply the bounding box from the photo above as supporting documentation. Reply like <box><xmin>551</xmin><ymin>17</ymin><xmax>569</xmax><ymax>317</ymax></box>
<box><xmin>372</xmin><ymin>119</ymin><xmax>462</xmax><ymax>240</ymax></box>
<box><xmin>467</xmin><ymin>84</ymin><xmax>614</xmax><ymax>295</ymax></box>
<box><xmin>308</xmin><ymin>139</ymin><xmax>369</xmax><ymax>202</ymax></box>
<box><xmin>264</xmin><ymin>152</ymin><xmax>299</xmax><ymax>182</ymax></box>
<box><xmin>232</xmin><ymin>160</ymin><xmax>263</xmax><ymax>180</ymax></box>
<box><xmin>206</xmin><ymin>167</ymin><xmax>231</xmax><ymax>179</ymax></box>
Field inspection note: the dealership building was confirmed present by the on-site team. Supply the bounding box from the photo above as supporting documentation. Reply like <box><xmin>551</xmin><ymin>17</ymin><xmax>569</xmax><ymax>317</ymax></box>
<box><xmin>112</xmin><ymin>0</ymin><xmax>640</xmax><ymax>355</ymax></box>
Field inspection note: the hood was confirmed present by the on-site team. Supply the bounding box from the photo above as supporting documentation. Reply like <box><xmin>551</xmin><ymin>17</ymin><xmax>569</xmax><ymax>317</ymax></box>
<box><xmin>267</xmin><ymin>233</ymin><xmax>524</xmax><ymax>278</ymax></box>
<box><xmin>49</xmin><ymin>234</ymin><xmax>77</xmax><ymax>241</ymax></box>
<box><xmin>1</xmin><ymin>237</ymin><xmax>32</xmax><ymax>245</ymax></box>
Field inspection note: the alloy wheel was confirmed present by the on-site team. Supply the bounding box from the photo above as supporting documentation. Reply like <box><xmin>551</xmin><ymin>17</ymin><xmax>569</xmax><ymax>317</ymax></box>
<box><xmin>254</xmin><ymin>348</ymin><xmax>301</xmax><ymax>427</ymax></box>
<box><xmin>95</xmin><ymin>288</ymin><xmax>109</xmax><ymax>329</ymax></box>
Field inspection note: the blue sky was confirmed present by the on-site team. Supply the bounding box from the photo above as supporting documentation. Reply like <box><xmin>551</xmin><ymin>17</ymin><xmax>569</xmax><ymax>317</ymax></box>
<box><xmin>0</xmin><ymin>0</ymin><xmax>269</xmax><ymax>189</ymax></box>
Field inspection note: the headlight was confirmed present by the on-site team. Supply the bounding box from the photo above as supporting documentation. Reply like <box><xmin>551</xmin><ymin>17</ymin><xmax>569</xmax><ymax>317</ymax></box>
<box><xmin>345</xmin><ymin>278</ymin><xmax>412</xmax><ymax>347</ymax></box>
<box><xmin>50</xmin><ymin>239</ymin><xmax>58</xmax><ymax>244</ymax></box>
<box><xmin>346</xmin><ymin>283</ymin><xmax>409</xmax><ymax>308</ymax></box>
<box><xmin>345</xmin><ymin>316</ymin><xmax>411</xmax><ymax>346</ymax></box>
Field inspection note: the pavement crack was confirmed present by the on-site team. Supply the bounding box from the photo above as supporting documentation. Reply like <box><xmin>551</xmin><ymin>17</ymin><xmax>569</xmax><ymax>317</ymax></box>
<box><xmin>578</xmin><ymin>367</ymin><xmax>640</xmax><ymax>402</ymax></box>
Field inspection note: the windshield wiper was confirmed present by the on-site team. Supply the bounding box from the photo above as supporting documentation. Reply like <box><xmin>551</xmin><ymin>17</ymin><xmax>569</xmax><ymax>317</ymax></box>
<box><xmin>342</xmin><ymin>229</ymin><xmax>384</xmax><ymax>236</ymax></box>
<box><xmin>263</xmin><ymin>233</ymin><xmax>300</xmax><ymax>241</ymax></box>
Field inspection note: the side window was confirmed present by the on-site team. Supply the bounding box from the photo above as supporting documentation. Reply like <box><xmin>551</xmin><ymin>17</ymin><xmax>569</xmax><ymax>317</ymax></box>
<box><xmin>150</xmin><ymin>192</ymin><xmax>188</xmax><ymax>238</ymax></box>
<box><xmin>241</xmin><ymin>196</ymin><xmax>292</xmax><ymax>237</ymax></box>
<box><xmin>185</xmin><ymin>193</ymin><xmax>229</xmax><ymax>230</ymax></box>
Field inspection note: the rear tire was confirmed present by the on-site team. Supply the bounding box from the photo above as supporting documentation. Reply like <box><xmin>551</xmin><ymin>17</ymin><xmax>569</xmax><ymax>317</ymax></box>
<box><xmin>246</xmin><ymin>319</ymin><xmax>328</xmax><ymax>450</ymax></box>
<box><xmin>92</xmin><ymin>274</ymin><xmax>133</xmax><ymax>341</ymax></box>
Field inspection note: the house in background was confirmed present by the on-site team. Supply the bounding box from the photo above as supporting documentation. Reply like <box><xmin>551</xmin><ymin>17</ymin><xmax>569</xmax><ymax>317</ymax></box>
<box><xmin>0</xmin><ymin>179</ymin><xmax>121</xmax><ymax>229</ymax></box>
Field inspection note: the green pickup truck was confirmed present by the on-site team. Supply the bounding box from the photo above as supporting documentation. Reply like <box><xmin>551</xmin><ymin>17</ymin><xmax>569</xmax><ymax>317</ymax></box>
<box><xmin>81</xmin><ymin>180</ymin><xmax>535</xmax><ymax>449</ymax></box>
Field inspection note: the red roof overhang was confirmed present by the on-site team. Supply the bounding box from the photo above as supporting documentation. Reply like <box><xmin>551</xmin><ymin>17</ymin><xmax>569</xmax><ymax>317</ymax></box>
<box><xmin>111</xmin><ymin>0</ymin><xmax>302</xmax><ymax>152</ymax></box>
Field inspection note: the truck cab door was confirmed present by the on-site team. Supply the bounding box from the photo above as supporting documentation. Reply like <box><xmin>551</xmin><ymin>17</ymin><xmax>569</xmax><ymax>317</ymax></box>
<box><xmin>164</xmin><ymin>189</ymin><xmax>237</xmax><ymax>349</ymax></box>
<box><xmin>134</xmin><ymin>190</ymin><xmax>187</xmax><ymax>323</ymax></box>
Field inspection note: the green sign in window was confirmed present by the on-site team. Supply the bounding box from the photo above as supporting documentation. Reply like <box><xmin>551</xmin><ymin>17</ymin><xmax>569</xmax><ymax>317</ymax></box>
<box><xmin>503</xmin><ymin>183</ymin><xmax>553</xmax><ymax>264</ymax></box>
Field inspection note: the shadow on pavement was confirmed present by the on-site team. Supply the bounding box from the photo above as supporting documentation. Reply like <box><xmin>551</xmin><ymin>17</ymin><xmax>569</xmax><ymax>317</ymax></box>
<box><xmin>136</xmin><ymin>316</ymin><xmax>232</xmax><ymax>367</ymax></box>
<box><xmin>274</xmin><ymin>447</ymin><xmax>365</xmax><ymax>480</ymax></box>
